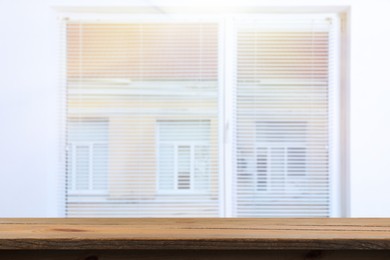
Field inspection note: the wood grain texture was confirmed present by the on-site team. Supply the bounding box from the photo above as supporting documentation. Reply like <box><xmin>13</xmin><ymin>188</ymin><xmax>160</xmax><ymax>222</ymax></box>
<box><xmin>0</xmin><ymin>219</ymin><xmax>390</xmax><ymax>250</ymax></box>
<box><xmin>1</xmin><ymin>250</ymin><xmax>390</xmax><ymax>260</ymax></box>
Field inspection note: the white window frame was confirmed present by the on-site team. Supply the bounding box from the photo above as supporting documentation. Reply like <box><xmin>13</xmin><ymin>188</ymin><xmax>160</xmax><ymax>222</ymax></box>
<box><xmin>254</xmin><ymin>143</ymin><xmax>308</xmax><ymax>193</ymax></box>
<box><xmin>156</xmin><ymin>142</ymin><xmax>210</xmax><ymax>194</ymax></box>
<box><xmin>56</xmin><ymin>8</ymin><xmax>349</xmax><ymax>218</ymax></box>
<box><xmin>68</xmin><ymin>141</ymin><xmax>109</xmax><ymax>195</ymax></box>
<box><xmin>252</xmin><ymin>121</ymin><xmax>308</xmax><ymax>193</ymax></box>
<box><xmin>156</xmin><ymin>120</ymin><xmax>213</xmax><ymax>195</ymax></box>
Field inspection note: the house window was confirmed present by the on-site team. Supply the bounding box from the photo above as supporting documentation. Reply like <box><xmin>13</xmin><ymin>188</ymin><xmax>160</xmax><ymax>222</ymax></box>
<box><xmin>67</xmin><ymin>119</ymin><xmax>108</xmax><ymax>193</ymax></box>
<box><xmin>157</xmin><ymin>120</ymin><xmax>210</xmax><ymax>192</ymax></box>
<box><xmin>253</xmin><ymin>121</ymin><xmax>307</xmax><ymax>192</ymax></box>
<box><xmin>63</xmin><ymin>14</ymin><xmax>342</xmax><ymax>217</ymax></box>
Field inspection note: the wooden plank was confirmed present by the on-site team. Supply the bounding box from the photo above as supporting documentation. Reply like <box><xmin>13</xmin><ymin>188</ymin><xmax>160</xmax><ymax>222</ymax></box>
<box><xmin>1</xmin><ymin>250</ymin><xmax>390</xmax><ymax>260</ymax></box>
<box><xmin>0</xmin><ymin>219</ymin><xmax>390</xmax><ymax>250</ymax></box>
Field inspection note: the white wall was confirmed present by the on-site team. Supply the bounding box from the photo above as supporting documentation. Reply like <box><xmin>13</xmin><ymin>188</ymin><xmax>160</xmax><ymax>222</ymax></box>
<box><xmin>347</xmin><ymin>1</ymin><xmax>390</xmax><ymax>217</ymax></box>
<box><xmin>0</xmin><ymin>0</ymin><xmax>60</xmax><ymax>217</ymax></box>
<box><xmin>1</xmin><ymin>0</ymin><xmax>389</xmax><ymax>217</ymax></box>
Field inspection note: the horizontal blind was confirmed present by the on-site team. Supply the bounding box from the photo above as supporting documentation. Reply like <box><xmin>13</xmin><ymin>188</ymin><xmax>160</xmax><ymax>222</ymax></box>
<box><xmin>234</xmin><ymin>16</ymin><xmax>336</xmax><ymax>217</ymax></box>
<box><xmin>65</xmin><ymin>21</ymin><xmax>220</xmax><ymax>217</ymax></box>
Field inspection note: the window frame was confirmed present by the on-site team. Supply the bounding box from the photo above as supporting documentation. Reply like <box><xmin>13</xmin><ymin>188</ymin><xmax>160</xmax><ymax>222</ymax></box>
<box><xmin>56</xmin><ymin>8</ymin><xmax>349</xmax><ymax>218</ymax></box>
<box><xmin>67</xmin><ymin>141</ymin><xmax>109</xmax><ymax>195</ymax></box>
<box><xmin>155</xmin><ymin>120</ymin><xmax>212</xmax><ymax>195</ymax></box>
<box><xmin>66</xmin><ymin>119</ymin><xmax>110</xmax><ymax>196</ymax></box>
<box><xmin>253</xmin><ymin>121</ymin><xmax>309</xmax><ymax>193</ymax></box>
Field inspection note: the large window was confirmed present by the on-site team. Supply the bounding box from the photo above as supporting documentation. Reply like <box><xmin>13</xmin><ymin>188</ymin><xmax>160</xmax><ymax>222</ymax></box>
<box><xmin>64</xmin><ymin>14</ymin><xmax>341</xmax><ymax>217</ymax></box>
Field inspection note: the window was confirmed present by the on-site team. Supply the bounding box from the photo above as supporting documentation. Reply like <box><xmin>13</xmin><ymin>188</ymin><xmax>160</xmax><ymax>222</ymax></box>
<box><xmin>157</xmin><ymin>120</ymin><xmax>211</xmax><ymax>192</ymax></box>
<box><xmin>65</xmin><ymin>22</ymin><xmax>220</xmax><ymax>217</ymax></box>
<box><xmin>63</xmin><ymin>14</ymin><xmax>342</xmax><ymax>217</ymax></box>
<box><xmin>234</xmin><ymin>17</ymin><xmax>336</xmax><ymax>217</ymax></box>
<box><xmin>67</xmin><ymin>119</ymin><xmax>108</xmax><ymax>194</ymax></box>
<box><xmin>242</xmin><ymin>121</ymin><xmax>307</xmax><ymax>192</ymax></box>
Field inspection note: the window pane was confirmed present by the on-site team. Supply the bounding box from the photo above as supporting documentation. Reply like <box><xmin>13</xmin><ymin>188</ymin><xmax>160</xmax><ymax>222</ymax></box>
<box><xmin>194</xmin><ymin>145</ymin><xmax>210</xmax><ymax>191</ymax></box>
<box><xmin>75</xmin><ymin>145</ymin><xmax>90</xmax><ymax>190</ymax></box>
<box><xmin>93</xmin><ymin>143</ymin><xmax>108</xmax><ymax>190</ymax></box>
<box><xmin>235</xmin><ymin>17</ymin><xmax>333</xmax><ymax>217</ymax></box>
<box><xmin>158</xmin><ymin>144</ymin><xmax>175</xmax><ymax>191</ymax></box>
<box><xmin>256</xmin><ymin>147</ymin><xmax>268</xmax><ymax>191</ymax></box>
<box><xmin>66</xmin><ymin>22</ymin><xmax>220</xmax><ymax>217</ymax></box>
<box><xmin>177</xmin><ymin>145</ymin><xmax>191</xmax><ymax>190</ymax></box>
<box><xmin>269</xmin><ymin>147</ymin><xmax>285</xmax><ymax>191</ymax></box>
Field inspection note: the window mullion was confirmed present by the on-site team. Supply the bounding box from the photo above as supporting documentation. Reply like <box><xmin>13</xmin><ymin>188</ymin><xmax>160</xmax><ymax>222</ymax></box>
<box><xmin>222</xmin><ymin>17</ymin><xmax>237</xmax><ymax>217</ymax></box>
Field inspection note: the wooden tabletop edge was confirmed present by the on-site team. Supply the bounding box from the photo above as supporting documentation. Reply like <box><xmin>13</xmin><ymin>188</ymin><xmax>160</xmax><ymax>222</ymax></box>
<box><xmin>1</xmin><ymin>219</ymin><xmax>390</xmax><ymax>250</ymax></box>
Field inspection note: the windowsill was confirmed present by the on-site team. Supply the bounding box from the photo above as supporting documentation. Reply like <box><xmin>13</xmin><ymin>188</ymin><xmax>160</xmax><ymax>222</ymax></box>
<box><xmin>1</xmin><ymin>218</ymin><xmax>390</xmax><ymax>250</ymax></box>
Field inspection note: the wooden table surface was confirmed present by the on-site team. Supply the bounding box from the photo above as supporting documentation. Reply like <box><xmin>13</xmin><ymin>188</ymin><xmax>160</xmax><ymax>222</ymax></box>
<box><xmin>1</xmin><ymin>218</ymin><xmax>390</xmax><ymax>250</ymax></box>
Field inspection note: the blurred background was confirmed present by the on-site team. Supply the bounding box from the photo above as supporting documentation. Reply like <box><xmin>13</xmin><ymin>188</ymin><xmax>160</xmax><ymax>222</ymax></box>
<box><xmin>0</xmin><ymin>0</ymin><xmax>388</xmax><ymax>218</ymax></box>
